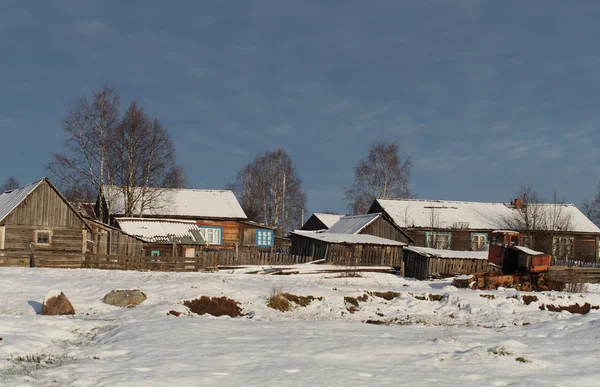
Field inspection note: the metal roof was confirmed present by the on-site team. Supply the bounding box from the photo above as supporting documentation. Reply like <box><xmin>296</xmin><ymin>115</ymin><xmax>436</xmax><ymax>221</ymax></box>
<box><xmin>326</xmin><ymin>213</ymin><xmax>381</xmax><ymax>234</ymax></box>
<box><xmin>115</xmin><ymin>218</ymin><xmax>206</xmax><ymax>245</ymax></box>
<box><xmin>291</xmin><ymin>231</ymin><xmax>406</xmax><ymax>246</ymax></box>
<box><xmin>0</xmin><ymin>178</ymin><xmax>45</xmax><ymax>223</ymax></box>
<box><xmin>311</xmin><ymin>213</ymin><xmax>345</xmax><ymax>228</ymax></box>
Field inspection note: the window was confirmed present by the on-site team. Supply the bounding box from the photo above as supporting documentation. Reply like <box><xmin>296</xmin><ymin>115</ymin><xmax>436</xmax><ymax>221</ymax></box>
<box><xmin>151</xmin><ymin>250</ymin><xmax>161</xmax><ymax>257</ymax></box>
<box><xmin>36</xmin><ymin>231</ymin><xmax>50</xmax><ymax>245</ymax></box>
<box><xmin>425</xmin><ymin>232</ymin><xmax>451</xmax><ymax>249</ymax></box>
<box><xmin>552</xmin><ymin>236</ymin><xmax>574</xmax><ymax>260</ymax></box>
<box><xmin>198</xmin><ymin>227</ymin><xmax>222</xmax><ymax>245</ymax></box>
<box><xmin>471</xmin><ymin>233</ymin><xmax>488</xmax><ymax>251</ymax></box>
<box><xmin>256</xmin><ymin>229</ymin><xmax>274</xmax><ymax>247</ymax></box>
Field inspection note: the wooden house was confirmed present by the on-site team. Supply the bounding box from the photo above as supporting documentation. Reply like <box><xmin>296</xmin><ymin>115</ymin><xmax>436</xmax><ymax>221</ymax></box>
<box><xmin>326</xmin><ymin>213</ymin><xmax>414</xmax><ymax>244</ymax></box>
<box><xmin>0</xmin><ymin>178</ymin><xmax>92</xmax><ymax>266</ymax></box>
<box><xmin>290</xmin><ymin>231</ymin><xmax>405</xmax><ymax>267</ymax></box>
<box><xmin>369</xmin><ymin>198</ymin><xmax>600</xmax><ymax>262</ymax></box>
<box><xmin>301</xmin><ymin>213</ymin><xmax>344</xmax><ymax>231</ymax></box>
<box><xmin>105</xmin><ymin>187</ymin><xmax>276</xmax><ymax>256</ymax></box>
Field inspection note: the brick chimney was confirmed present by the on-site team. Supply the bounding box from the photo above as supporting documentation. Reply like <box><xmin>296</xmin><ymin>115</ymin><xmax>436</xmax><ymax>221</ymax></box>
<box><xmin>513</xmin><ymin>198</ymin><xmax>522</xmax><ymax>209</ymax></box>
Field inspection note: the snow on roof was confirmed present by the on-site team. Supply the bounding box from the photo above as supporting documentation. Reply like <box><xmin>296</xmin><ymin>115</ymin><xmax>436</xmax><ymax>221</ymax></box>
<box><xmin>373</xmin><ymin>199</ymin><xmax>600</xmax><ymax>234</ymax></box>
<box><xmin>115</xmin><ymin>218</ymin><xmax>206</xmax><ymax>245</ymax></box>
<box><xmin>510</xmin><ymin>245</ymin><xmax>544</xmax><ymax>256</ymax></box>
<box><xmin>311</xmin><ymin>213</ymin><xmax>345</xmax><ymax>228</ymax></box>
<box><xmin>0</xmin><ymin>178</ymin><xmax>44</xmax><ymax>223</ymax></box>
<box><xmin>326</xmin><ymin>213</ymin><xmax>381</xmax><ymax>234</ymax></box>
<box><xmin>404</xmin><ymin>246</ymin><xmax>488</xmax><ymax>260</ymax></box>
<box><xmin>291</xmin><ymin>231</ymin><xmax>406</xmax><ymax>246</ymax></box>
<box><xmin>106</xmin><ymin>186</ymin><xmax>247</xmax><ymax>219</ymax></box>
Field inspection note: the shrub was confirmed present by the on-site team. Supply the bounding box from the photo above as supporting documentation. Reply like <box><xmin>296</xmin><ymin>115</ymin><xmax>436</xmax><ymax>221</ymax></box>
<box><xmin>183</xmin><ymin>296</ymin><xmax>244</xmax><ymax>317</ymax></box>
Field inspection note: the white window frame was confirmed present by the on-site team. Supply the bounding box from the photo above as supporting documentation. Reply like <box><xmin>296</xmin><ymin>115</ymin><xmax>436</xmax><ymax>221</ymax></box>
<box><xmin>35</xmin><ymin>230</ymin><xmax>51</xmax><ymax>245</ymax></box>
<box><xmin>552</xmin><ymin>236</ymin><xmax>574</xmax><ymax>260</ymax></box>
<box><xmin>471</xmin><ymin>233</ymin><xmax>488</xmax><ymax>251</ymax></box>
<box><xmin>425</xmin><ymin>231</ymin><xmax>451</xmax><ymax>249</ymax></box>
<box><xmin>256</xmin><ymin>229</ymin><xmax>274</xmax><ymax>247</ymax></box>
<box><xmin>198</xmin><ymin>227</ymin><xmax>222</xmax><ymax>245</ymax></box>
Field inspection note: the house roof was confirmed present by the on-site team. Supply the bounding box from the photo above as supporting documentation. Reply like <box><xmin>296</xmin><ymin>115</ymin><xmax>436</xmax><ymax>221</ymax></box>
<box><xmin>371</xmin><ymin>199</ymin><xmax>600</xmax><ymax>234</ymax></box>
<box><xmin>291</xmin><ymin>230</ymin><xmax>406</xmax><ymax>246</ymax></box>
<box><xmin>404</xmin><ymin>246</ymin><xmax>488</xmax><ymax>260</ymax></box>
<box><xmin>310</xmin><ymin>213</ymin><xmax>345</xmax><ymax>229</ymax></box>
<box><xmin>106</xmin><ymin>186</ymin><xmax>247</xmax><ymax>220</ymax></box>
<box><xmin>326</xmin><ymin>213</ymin><xmax>381</xmax><ymax>234</ymax></box>
<box><xmin>115</xmin><ymin>218</ymin><xmax>206</xmax><ymax>245</ymax></box>
<box><xmin>0</xmin><ymin>178</ymin><xmax>45</xmax><ymax>222</ymax></box>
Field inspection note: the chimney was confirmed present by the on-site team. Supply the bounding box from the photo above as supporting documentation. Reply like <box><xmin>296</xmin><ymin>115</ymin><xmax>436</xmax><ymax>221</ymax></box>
<box><xmin>514</xmin><ymin>198</ymin><xmax>522</xmax><ymax>209</ymax></box>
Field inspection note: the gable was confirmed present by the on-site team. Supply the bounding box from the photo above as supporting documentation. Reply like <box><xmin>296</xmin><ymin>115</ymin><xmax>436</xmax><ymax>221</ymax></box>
<box><xmin>0</xmin><ymin>178</ymin><xmax>89</xmax><ymax>230</ymax></box>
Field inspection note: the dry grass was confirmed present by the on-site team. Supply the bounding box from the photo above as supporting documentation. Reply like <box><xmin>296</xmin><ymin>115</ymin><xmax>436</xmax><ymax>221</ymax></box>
<box><xmin>183</xmin><ymin>296</ymin><xmax>244</xmax><ymax>317</ymax></box>
<box><xmin>371</xmin><ymin>291</ymin><xmax>400</xmax><ymax>300</ymax></box>
<box><xmin>489</xmin><ymin>346</ymin><xmax>513</xmax><ymax>356</ymax></box>
<box><xmin>280</xmin><ymin>293</ymin><xmax>322</xmax><ymax>307</ymax></box>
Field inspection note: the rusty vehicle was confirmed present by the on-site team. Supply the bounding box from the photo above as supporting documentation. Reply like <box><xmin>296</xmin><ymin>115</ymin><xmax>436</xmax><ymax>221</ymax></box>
<box><xmin>452</xmin><ymin>230</ymin><xmax>563</xmax><ymax>291</ymax></box>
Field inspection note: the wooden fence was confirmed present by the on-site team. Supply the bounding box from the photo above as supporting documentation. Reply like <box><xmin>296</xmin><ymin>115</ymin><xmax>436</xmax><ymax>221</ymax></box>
<box><xmin>82</xmin><ymin>251</ymin><xmax>315</xmax><ymax>271</ymax></box>
<box><xmin>403</xmin><ymin>251</ymin><xmax>488</xmax><ymax>280</ymax></box>
<box><xmin>548</xmin><ymin>266</ymin><xmax>600</xmax><ymax>284</ymax></box>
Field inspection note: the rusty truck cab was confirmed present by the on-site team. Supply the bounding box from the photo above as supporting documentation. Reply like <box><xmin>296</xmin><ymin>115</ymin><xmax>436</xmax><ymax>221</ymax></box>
<box><xmin>488</xmin><ymin>231</ymin><xmax>523</xmax><ymax>268</ymax></box>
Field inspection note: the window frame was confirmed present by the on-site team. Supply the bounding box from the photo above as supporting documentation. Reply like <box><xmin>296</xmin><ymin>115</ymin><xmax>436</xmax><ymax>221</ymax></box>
<box><xmin>198</xmin><ymin>226</ymin><xmax>223</xmax><ymax>245</ymax></box>
<box><xmin>151</xmin><ymin>250</ymin><xmax>161</xmax><ymax>257</ymax></box>
<box><xmin>425</xmin><ymin>231</ymin><xmax>451</xmax><ymax>249</ymax></box>
<box><xmin>256</xmin><ymin>229</ymin><xmax>274</xmax><ymax>247</ymax></box>
<box><xmin>35</xmin><ymin>230</ymin><xmax>51</xmax><ymax>245</ymax></box>
<box><xmin>552</xmin><ymin>235</ymin><xmax>575</xmax><ymax>260</ymax></box>
<box><xmin>470</xmin><ymin>233</ymin><xmax>488</xmax><ymax>251</ymax></box>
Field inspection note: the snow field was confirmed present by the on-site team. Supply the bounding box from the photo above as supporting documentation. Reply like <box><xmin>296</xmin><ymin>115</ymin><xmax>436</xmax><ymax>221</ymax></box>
<box><xmin>1</xmin><ymin>266</ymin><xmax>600</xmax><ymax>386</ymax></box>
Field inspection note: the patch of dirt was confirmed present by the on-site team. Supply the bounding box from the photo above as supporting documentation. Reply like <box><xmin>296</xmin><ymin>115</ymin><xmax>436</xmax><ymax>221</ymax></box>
<box><xmin>479</xmin><ymin>294</ymin><xmax>496</xmax><ymax>299</ymax></box>
<box><xmin>280</xmin><ymin>293</ymin><xmax>322</xmax><ymax>307</ymax></box>
<box><xmin>167</xmin><ymin>310</ymin><xmax>181</xmax><ymax>316</ymax></box>
<box><xmin>540</xmin><ymin>303</ymin><xmax>599</xmax><ymax>314</ymax></box>
<box><xmin>365</xmin><ymin>319</ymin><xmax>387</xmax><ymax>325</ymax></box>
<box><xmin>371</xmin><ymin>291</ymin><xmax>400</xmax><ymax>300</ymax></box>
<box><xmin>521</xmin><ymin>295</ymin><xmax>538</xmax><ymax>305</ymax></box>
<box><xmin>344</xmin><ymin>294</ymin><xmax>369</xmax><ymax>313</ymax></box>
<box><xmin>183</xmin><ymin>296</ymin><xmax>244</xmax><ymax>317</ymax></box>
<box><xmin>428</xmin><ymin>294</ymin><xmax>443</xmax><ymax>302</ymax></box>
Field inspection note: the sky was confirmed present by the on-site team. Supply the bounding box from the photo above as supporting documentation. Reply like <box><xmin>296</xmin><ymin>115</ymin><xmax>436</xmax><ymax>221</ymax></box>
<box><xmin>1</xmin><ymin>0</ymin><xmax>599</xmax><ymax>216</ymax></box>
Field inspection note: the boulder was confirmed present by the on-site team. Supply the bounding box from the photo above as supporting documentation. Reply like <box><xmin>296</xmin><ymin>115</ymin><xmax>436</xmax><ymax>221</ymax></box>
<box><xmin>102</xmin><ymin>289</ymin><xmax>147</xmax><ymax>307</ymax></box>
<box><xmin>42</xmin><ymin>290</ymin><xmax>75</xmax><ymax>315</ymax></box>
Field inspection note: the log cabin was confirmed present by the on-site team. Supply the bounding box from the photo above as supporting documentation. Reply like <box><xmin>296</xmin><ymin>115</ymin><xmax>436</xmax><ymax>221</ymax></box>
<box><xmin>0</xmin><ymin>178</ymin><xmax>92</xmax><ymax>266</ymax></box>
<box><xmin>369</xmin><ymin>198</ymin><xmax>600</xmax><ymax>263</ymax></box>
<box><xmin>104</xmin><ymin>187</ymin><xmax>276</xmax><ymax>256</ymax></box>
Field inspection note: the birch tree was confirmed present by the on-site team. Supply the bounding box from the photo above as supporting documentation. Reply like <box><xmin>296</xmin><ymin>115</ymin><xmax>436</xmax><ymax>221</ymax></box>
<box><xmin>345</xmin><ymin>141</ymin><xmax>412</xmax><ymax>214</ymax></box>
<box><xmin>229</xmin><ymin>149</ymin><xmax>307</xmax><ymax>235</ymax></box>
<box><xmin>582</xmin><ymin>182</ymin><xmax>600</xmax><ymax>227</ymax></box>
<box><xmin>47</xmin><ymin>85</ymin><xmax>119</xmax><ymax>222</ymax></box>
<box><xmin>109</xmin><ymin>101</ymin><xmax>181</xmax><ymax>216</ymax></box>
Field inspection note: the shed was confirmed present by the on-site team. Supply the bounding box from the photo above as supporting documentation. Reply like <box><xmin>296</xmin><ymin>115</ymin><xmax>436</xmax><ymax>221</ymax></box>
<box><xmin>0</xmin><ymin>178</ymin><xmax>92</xmax><ymax>267</ymax></box>
<box><xmin>326</xmin><ymin>212</ymin><xmax>414</xmax><ymax>244</ymax></box>
<box><xmin>403</xmin><ymin>246</ymin><xmax>488</xmax><ymax>280</ymax></box>
<box><xmin>290</xmin><ymin>231</ymin><xmax>405</xmax><ymax>267</ymax></box>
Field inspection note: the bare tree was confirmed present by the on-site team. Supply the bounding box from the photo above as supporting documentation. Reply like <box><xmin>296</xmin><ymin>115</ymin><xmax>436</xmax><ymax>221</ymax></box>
<box><xmin>345</xmin><ymin>141</ymin><xmax>412</xmax><ymax>214</ymax></box>
<box><xmin>229</xmin><ymin>149</ymin><xmax>307</xmax><ymax>235</ymax></box>
<box><xmin>109</xmin><ymin>101</ymin><xmax>182</xmax><ymax>217</ymax></box>
<box><xmin>48</xmin><ymin>86</ymin><xmax>186</xmax><ymax>221</ymax></box>
<box><xmin>47</xmin><ymin>85</ymin><xmax>119</xmax><ymax>222</ymax></box>
<box><xmin>1</xmin><ymin>176</ymin><xmax>20</xmax><ymax>192</ymax></box>
<box><xmin>497</xmin><ymin>185</ymin><xmax>573</xmax><ymax>250</ymax></box>
<box><xmin>582</xmin><ymin>182</ymin><xmax>600</xmax><ymax>226</ymax></box>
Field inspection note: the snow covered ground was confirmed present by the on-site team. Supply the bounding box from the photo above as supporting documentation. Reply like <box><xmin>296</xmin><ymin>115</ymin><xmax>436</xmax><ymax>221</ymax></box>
<box><xmin>1</xmin><ymin>266</ymin><xmax>600</xmax><ymax>386</ymax></box>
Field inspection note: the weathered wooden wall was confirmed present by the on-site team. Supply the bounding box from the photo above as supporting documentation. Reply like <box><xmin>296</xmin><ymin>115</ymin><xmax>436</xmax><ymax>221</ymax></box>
<box><xmin>403</xmin><ymin>250</ymin><xmax>488</xmax><ymax>280</ymax></box>
<box><xmin>0</xmin><ymin>181</ymin><xmax>87</xmax><ymax>260</ymax></box>
<box><xmin>362</xmin><ymin>216</ymin><xmax>412</xmax><ymax>244</ymax></box>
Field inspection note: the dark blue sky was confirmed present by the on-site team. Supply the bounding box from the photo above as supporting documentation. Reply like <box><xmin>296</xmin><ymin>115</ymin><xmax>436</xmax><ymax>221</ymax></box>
<box><xmin>1</xmin><ymin>0</ymin><xmax>599</xmax><ymax>214</ymax></box>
